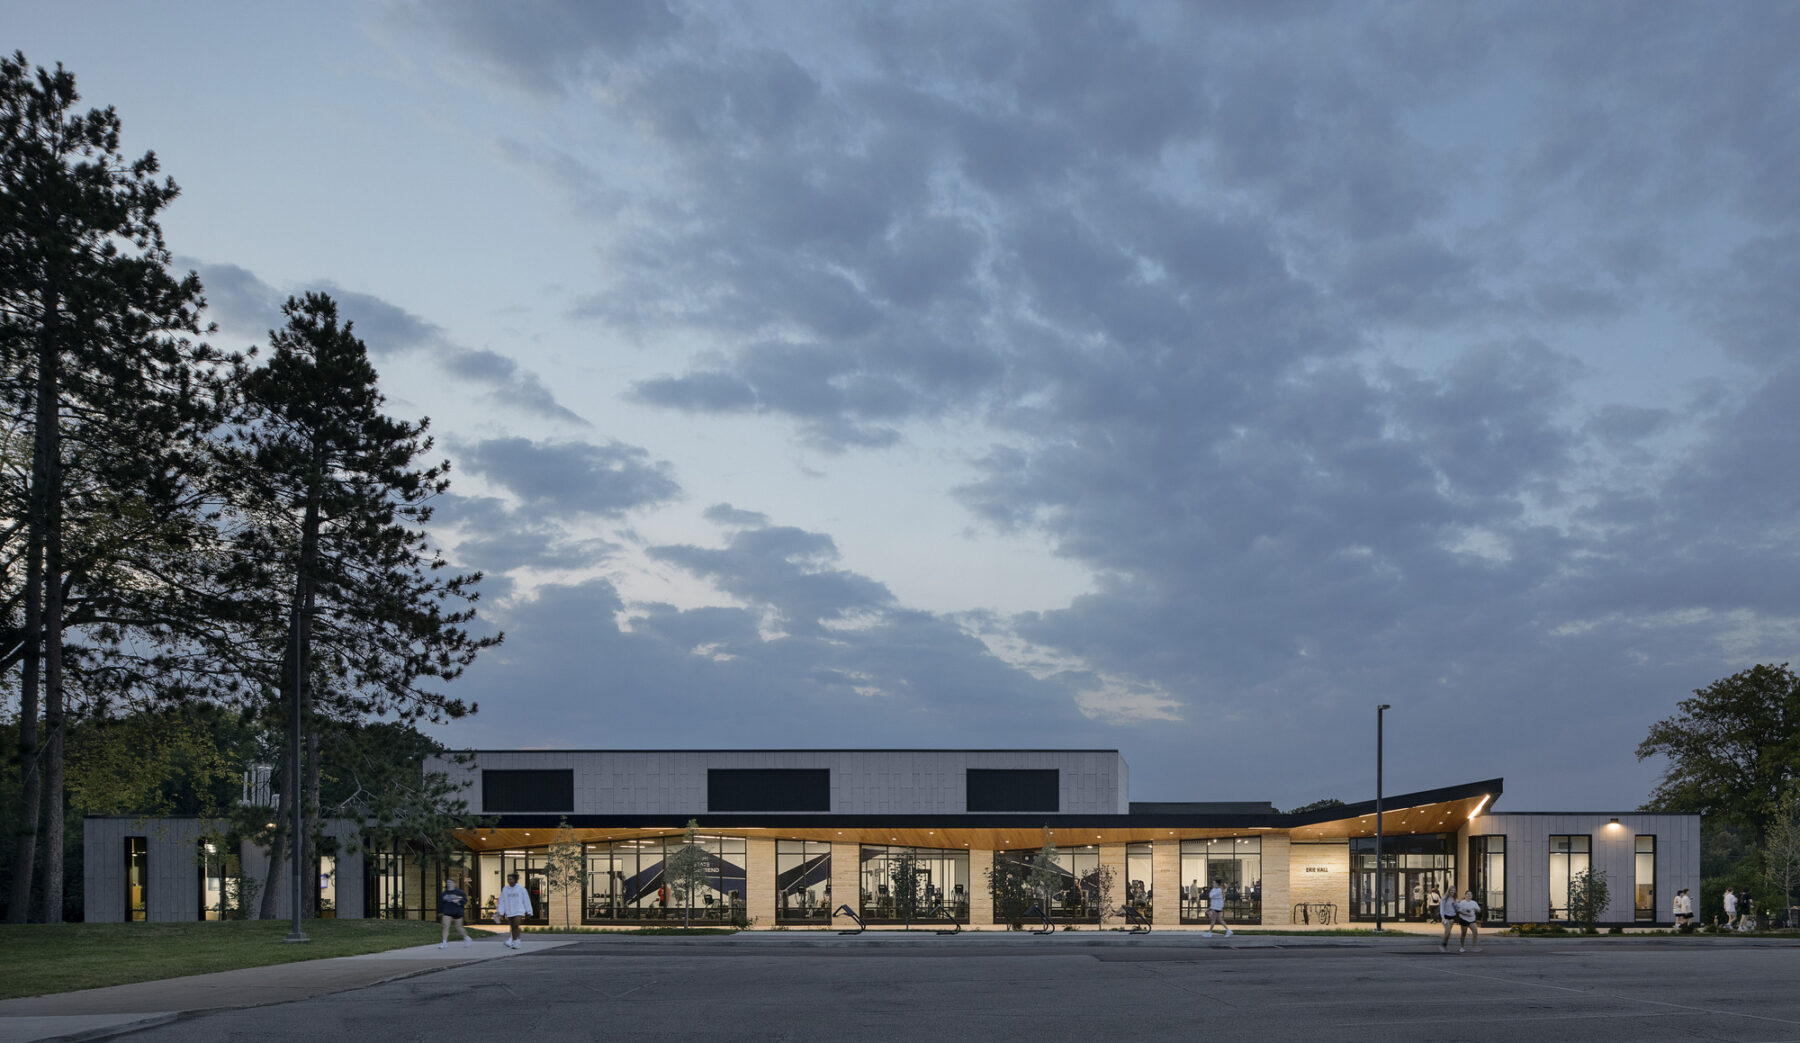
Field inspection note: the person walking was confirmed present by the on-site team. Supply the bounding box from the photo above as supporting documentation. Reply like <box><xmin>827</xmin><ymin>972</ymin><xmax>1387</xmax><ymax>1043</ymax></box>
<box><xmin>1207</xmin><ymin>879</ymin><xmax>1232</xmax><ymax>937</ymax></box>
<box><xmin>438</xmin><ymin>878</ymin><xmax>472</xmax><ymax>949</ymax></box>
<box><xmin>1455</xmin><ymin>890</ymin><xmax>1481</xmax><ymax>952</ymax></box>
<box><xmin>1724</xmin><ymin>887</ymin><xmax>1738</xmax><ymax>931</ymax></box>
<box><xmin>498</xmin><ymin>872</ymin><xmax>533</xmax><ymax>950</ymax></box>
<box><xmin>1439</xmin><ymin>887</ymin><xmax>1459</xmax><ymax>952</ymax></box>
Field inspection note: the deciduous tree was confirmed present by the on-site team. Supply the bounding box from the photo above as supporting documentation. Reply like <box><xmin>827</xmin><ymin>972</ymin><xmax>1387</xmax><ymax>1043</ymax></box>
<box><xmin>663</xmin><ymin>819</ymin><xmax>712</xmax><ymax>929</ymax></box>
<box><xmin>1638</xmin><ymin>663</ymin><xmax>1800</xmax><ymax>844</ymax></box>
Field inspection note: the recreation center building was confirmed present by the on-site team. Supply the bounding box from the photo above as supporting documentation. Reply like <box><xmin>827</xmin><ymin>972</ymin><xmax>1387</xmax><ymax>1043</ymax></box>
<box><xmin>84</xmin><ymin>748</ymin><xmax>1699</xmax><ymax>929</ymax></box>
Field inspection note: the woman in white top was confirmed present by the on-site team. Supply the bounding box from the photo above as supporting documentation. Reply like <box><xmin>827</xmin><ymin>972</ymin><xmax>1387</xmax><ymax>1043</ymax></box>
<box><xmin>1455</xmin><ymin>891</ymin><xmax>1480</xmax><ymax>952</ymax></box>
<box><xmin>497</xmin><ymin>872</ymin><xmax>534</xmax><ymax>950</ymax></box>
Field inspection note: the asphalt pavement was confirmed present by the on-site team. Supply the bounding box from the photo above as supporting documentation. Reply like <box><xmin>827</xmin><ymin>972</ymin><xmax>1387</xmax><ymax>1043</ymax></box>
<box><xmin>5</xmin><ymin>927</ymin><xmax>1796</xmax><ymax>1043</ymax></box>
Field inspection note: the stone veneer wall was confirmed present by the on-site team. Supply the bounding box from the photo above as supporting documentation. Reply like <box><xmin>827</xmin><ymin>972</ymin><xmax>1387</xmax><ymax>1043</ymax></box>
<box><xmin>969</xmin><ymin>848</ymin><xmax>994</xmax><ymax>927</ymax></box>
<box><xmin>830</xmin><ymin>841</ymin><xmax>860</xmax><ymax>926</ymax></box>
<box><xmin>1152</xmin><ymin>839</ymin><xmax>1181</xmax><ymax>926</ymax></box>
<box><xmin>1288</xmin><ymin>842</ymin><xmax>1350</xmax><ymax>924</ymax></box>
<box><xmin>747</xmin><ymin>837</ymin><xmax>776</xmax><ymax>928</ymax></box>
<box><xmin>1261</xmin><ymin>834</ymin><xmax>1291</xmax><ymax>925</ymax></box>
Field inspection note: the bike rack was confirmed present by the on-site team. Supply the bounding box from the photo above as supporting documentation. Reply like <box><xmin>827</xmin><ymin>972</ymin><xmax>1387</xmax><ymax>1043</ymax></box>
<box><xmin>1024</xmin><ymin>905</ymin><xmax>1055</xmax><ymax>935</ymax></box>
<box><xmin>832</xmin><ymin>904</ymin><xmax>866</xmax><ymax>935</ymax></box>
<box><xmin>930</xmin><ymin>902</ymin><xmax>962</xmax><ymax>936</ymax></box>
<box><xmin>1120</xmin><ymin>904</ymin><xmax>1151</xmax><ymax>934</ymax></box>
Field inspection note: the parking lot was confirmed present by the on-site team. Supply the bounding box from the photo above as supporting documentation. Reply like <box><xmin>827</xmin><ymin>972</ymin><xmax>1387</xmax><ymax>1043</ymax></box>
<box><xmin>95</xmin><ymin>932</ymin><xmax>1800</xmax><ymax>1043</ymax></box>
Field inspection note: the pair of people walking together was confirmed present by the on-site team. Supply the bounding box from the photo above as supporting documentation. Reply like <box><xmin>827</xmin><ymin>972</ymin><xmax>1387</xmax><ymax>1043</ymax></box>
<box><xmin>1440</xmin><ymin>890</ymin><xmax>1479</xmax><ymax>952</ymax></box>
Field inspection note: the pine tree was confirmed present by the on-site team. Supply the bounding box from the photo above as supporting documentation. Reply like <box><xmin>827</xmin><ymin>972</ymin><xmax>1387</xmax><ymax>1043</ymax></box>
<box><xmin>0</xmin><ymin>53</ymin><xmax>223</xmax><ymax>921</ymax></box>
<box><xmin>202</xmin><ymin>292</ymin><xmax>499</xmax><ymax>917</ymax></box>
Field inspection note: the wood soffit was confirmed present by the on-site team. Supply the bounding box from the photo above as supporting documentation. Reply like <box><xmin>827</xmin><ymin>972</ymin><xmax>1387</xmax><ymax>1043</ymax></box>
<box><xmin>453</xmin><ymin>796</ymin><xmax>1491</xmax><ymax>851</ymax></box>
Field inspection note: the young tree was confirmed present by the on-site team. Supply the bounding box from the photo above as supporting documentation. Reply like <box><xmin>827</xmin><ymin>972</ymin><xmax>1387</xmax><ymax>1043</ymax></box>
<box><xmin>199</xmin><ymin>292</ymin><xmax>499</xmax><ymax>916</ymax></box>
<box><xmin>662</xmin><ymin>819</ymin><xmax>713</xmax><ymax>929</ymax></box>
<box><xmin>1</xmin><ymin>52</ymin><xmax>225</xmax><ymax>921</ymax></box>
<box><xmin>889</xmin><ymin>850</ymin><xmax>924</xmax><ymax>929</ymax></box>
<box><xmin>1091</xmin><ymin>863</ymin><xmax>1117</xmax><ymax>928</ymax></box>
<box><xmin>1763</xmin><ymin>782</ymin><xmax>1800</xmax><ymax>929</ymax></box>
<box><xmin>1026</xmin><ymin>835</ymin><xmax>1064</xmax><ymax>922</ymax></box>
<box><xmin>542</xmin><ymin>818</ymin><xmax>583</xmax><ymax>930</ymax></box>
<box><xmin>986</xmin><ymin>852</ymin><xmax>1030</xmax><ymax>930</ymax></box>
<box><xmin>1638</xmin><ymin>663</ymin><xmax>1800</xmax><ymax>844</ymax></box>
<box><xmin>1567</xmin><ymin>868</ymin><xmax>1611</xmax><ymax>933</ymax></box>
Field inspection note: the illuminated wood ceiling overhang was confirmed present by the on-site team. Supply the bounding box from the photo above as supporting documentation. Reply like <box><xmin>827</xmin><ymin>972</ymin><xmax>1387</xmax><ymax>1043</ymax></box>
<box><xmin>451</xmin><ymin>780</ymin><xmax>1502</xmax><ymax>852</ymax></box>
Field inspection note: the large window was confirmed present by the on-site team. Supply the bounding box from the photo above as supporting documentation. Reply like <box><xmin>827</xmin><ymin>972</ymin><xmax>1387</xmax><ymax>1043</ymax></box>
<box><xmin>1548</xmin><ymin>834</ymin><xmax>1590</xmax><ymax>921</ymax></box>
<box><xmin>367</xmin><ymin>839</ymin><xmax>462</xmax><ymax>920</ymax></box>
<box><xmin>582</xmin><ymin>835</ymin><xmax>748</xmax><ymax>924</ymax></box>
<box><xmin>709</xmin><ymin>769</ymin><xmax>830</xmax><ymax>812</ymax></box>
<box><xmin>775</xmin><ymin>840</ymin><xmax>832</xmax><ymax>924</ymax></box>
<box><xmin>1350</xmin><ymin>834</ymin><xmax>1453</xmax><ymax>922</ymax></box>
<box><xmin>966</xmin><ymin>769</ymin><xmax>1059</xmax><ymax>812</ymax></box>
<box><xmin>1468</xmin><ymin>835</ymin><xmax>1505</xmax><ymax>923</ymax></box>
<box><xmin>126</xmin><ymin>837</ymin><xmax>148</xmax><ymax>921</ymax></box>
<box><xmin>1126</xmin><ymin>842</ymin><xmax>1153</xmax><ymax>920</ymax></box>
<box><xmin>860</xmin><ymin>845</ymin><xmax>971</xmax><ymax>924</ymax></box>
<box><xmin>1635</xmin><ymin>835</ymin><xmax>1655</xmax><ymax>923</ymax></box>
<box><xmin>1180</xmin><ymin>838</ymin><xmax>1263</xmax><ymax>925</ymax></box>
<box><xmin>481</xmin><ymin>769</ymin><xmax>573</xmax><ymax>812</ymax></box>
<box><xmin>198</xmin><ymin>840</ymin><xmax>241</xmax><ymax>921</ymax></box>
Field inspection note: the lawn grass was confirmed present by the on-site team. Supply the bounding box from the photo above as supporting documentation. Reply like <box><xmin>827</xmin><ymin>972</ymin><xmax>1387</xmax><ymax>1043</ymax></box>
<box><xmin>0</xmin><ymin>919</ymin><xmax>463</xmax><ymax>1001</ymax></box>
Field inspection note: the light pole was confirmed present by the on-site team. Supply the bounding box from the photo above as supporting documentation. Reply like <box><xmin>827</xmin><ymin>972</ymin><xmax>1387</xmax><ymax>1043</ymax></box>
<box><xmin>1375</xmin><ymin>703</ymin><xmax>1390</xmax><ymax>933</ymax></box>
<box><xmin>284</xmin><ymin>583</ymin><xmax>309</xmax><ymax>944</ymax></box>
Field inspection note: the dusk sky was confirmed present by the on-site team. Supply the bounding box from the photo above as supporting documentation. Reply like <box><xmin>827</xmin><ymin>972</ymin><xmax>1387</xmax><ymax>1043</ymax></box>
<box><xmin>10</xmin><ymin>2</ymin><xmax>1796</xmax><ymax>812</ymax></box>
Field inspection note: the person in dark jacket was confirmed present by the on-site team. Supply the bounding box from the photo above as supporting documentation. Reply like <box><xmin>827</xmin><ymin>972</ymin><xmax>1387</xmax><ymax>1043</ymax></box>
<box><xmin>439</xmin><ymin>879</ymin><xmax>472</xmax><ymax>949</ymax></box>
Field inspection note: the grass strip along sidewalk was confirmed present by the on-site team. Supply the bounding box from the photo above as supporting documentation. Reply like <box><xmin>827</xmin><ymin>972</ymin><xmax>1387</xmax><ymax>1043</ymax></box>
<box><xmin>0</xmin><ymin>919</ymin><xmax>466</xmax><ymax>1001</ymax></box>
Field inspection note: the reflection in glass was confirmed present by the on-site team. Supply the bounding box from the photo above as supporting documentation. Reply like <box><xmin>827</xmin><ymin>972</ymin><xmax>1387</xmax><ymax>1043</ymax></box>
<box><xmin>1180</xmin><ymin>838</ymin><xmax>1263</xmax><ymax>925</ymax></box>
<box><xmin>776</xmin><ymin>840</ymin><xmax>832</xmax><ymax>924</ymax></box>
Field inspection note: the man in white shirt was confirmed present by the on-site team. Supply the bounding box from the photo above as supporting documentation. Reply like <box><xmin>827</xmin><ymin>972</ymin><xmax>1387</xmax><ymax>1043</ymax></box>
<box><xmin>1724</xmin><ymin>888</ymin><xmax>1737</xmax><ymax>930</ymax></box>
<box><xmin>497</xmin><ymin>872</ymin><xmax>534</xmax><ymax>950</ymax></box>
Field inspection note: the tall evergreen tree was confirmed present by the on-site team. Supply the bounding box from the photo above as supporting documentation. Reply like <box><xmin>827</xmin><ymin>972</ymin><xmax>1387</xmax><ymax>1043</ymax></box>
<box><xmin>204</xmin><ymin>292</ymin><xmax>498</xmax><ymax>917</ymax></box>
<box><xmin>0</xmin><ymin>53</ymin><xmax>222</xmax><ymax>922</ymax></box>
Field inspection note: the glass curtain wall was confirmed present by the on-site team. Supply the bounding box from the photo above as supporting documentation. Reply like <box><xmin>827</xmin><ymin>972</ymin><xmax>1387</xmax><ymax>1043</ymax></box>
<box><xmin>1468</xmin><ymin>835</ymin><xmax>1505</xmax><ymax>923</ymax></box>
<box><xmin>1635</xmin><ymin>836</ymin><xmax>1655</xmax><ymax>922</ymax></box>
<box><xmin>1126</xmin><ymin>842</ymin><xmax>1153</xmax><ymax>920</ymax></box>
<box><xmin>859</xmin><ymin>845</ymin><xmax>972</xmax><ymax>923</ymax></box>
<box><xmin>1548</xmin><ymin>835</ymin><xmax>1590</xmax><ymax>921</ymax></box>
<box><xmin>775</xmin><ymin>840</ymin><xmax>832</xmax><ymax>924</ymax></box>
<box><xmin>581</xmin><ymin>836</ymin><xmax>748</xmax><ymax>924</ymax></box>
<box><xmin>1350</xmin><ymin>834</ymin><xmax>1453</xmax><ymax>922</ymax></box>
<box><xmin>366</xmin><ymin>839</ymin><xmax>454</xmax><ymax>919</ymax></box>
<box><xmin>992</xmin><ymin>846</ymin><xmax>1102</xmax><ymax>923</ymax></box>
<box><xmin>1179</xmin><ymin>838</ymin><xmax>1263</xmax><ymax>924</ymax></box>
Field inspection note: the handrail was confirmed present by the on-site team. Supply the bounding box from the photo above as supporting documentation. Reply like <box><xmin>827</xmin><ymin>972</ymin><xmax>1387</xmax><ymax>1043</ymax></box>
<box><xmin>832</xmin><ymin>903</ymin><xmax>866</xmax><ymax>935</ymax></box>
<box><xmin>1120</xmin><ymin>904</ymin><xmax>1151</xmax><ymax>934</ymax></box>
<box><xmin>1024</xmin><ymin>904</ymin><xmax>1054</xmax><ymax>935</ymax></box>
<box><xmin>930</xmin><ymin>902</ymin><xmax>962</xmax><ymax>936</ymax></box>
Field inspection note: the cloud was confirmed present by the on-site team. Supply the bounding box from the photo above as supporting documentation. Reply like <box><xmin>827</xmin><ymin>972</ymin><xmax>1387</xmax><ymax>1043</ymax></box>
<box><xmin>397</xmin><ymin>2</ymin><xmax>1797</xmax><ymax>808</ymax></box>
<box><xmin>454</xmin><ymin>437</ymin><xmax>681</xmax><ymax>518</ymax></box>
<box><xmin>189</xmin><ymin>260</ymin><xmax>588</xmax><ymax>426</ymax></box>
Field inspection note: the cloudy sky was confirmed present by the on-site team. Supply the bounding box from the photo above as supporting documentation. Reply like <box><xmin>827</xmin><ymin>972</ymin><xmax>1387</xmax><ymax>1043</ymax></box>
<box><xmin>11</xmin><ymin>1</ymin><xmax>1796</xmax><ymax>811</ymax></box>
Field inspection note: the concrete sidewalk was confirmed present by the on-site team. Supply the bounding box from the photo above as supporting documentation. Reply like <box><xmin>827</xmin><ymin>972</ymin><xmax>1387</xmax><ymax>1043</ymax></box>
<box><xmin>0</xmin><ymin>935</ymin><xmax>577</xmax><ymax>1043</ymax></box>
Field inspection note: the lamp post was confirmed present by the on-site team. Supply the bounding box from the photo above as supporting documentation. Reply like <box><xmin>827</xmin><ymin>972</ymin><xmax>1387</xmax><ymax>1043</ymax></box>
<box><xmin>1375</xmin><ymin>703</ymin><xmax>1390</xmax><ymax>933</ymax></box>
<box><xmin>284</xmin><ymin>583</ymin><xmax>309</xmax><ymax>944</ymax></box>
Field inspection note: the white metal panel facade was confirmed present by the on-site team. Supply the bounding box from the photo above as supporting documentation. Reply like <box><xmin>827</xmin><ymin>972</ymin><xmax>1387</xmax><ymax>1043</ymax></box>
<box><xmin>431</xmin><ymin>749</ymin><xmax>1131</xmax><ymax>816</ymax></box>
<box><xmin>1470</xmin><ymin>812</ymin><xmax>1700</xmax><ymax>925</ymax></box>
